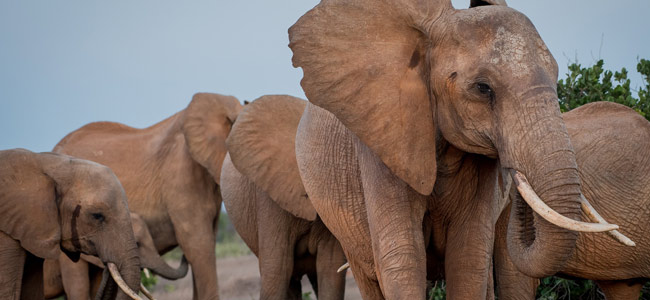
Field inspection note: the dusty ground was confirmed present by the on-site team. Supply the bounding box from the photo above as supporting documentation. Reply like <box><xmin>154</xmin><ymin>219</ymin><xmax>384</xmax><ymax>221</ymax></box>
<box><xmin>150</xmin><ymin>255</ymin><xmax>363</xmax><ymax>300</ymax></box>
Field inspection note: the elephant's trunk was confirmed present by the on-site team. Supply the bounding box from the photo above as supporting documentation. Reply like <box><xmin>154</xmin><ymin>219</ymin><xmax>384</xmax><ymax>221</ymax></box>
<box><xmin>499</xmin><ymin>91</ymin><xmax>582</xmax><ymax>278</ymax></box>
<box><xmin>112</xmin><ymin>248</ymin><xmax>141</xmax><ymax>300</ymax></box>
<box><xmin>95</xmin><ymin>231</ymin><xmax>141</xmax><ymax>300</ymax></box>
<box><xmin>144</xmin><ymin>255</ymin><xmax>189</xmax><ymax>280</ymax></box>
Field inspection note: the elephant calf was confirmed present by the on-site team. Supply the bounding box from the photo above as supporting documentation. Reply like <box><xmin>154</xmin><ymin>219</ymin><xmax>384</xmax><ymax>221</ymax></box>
<box><xmin>43</xmin><ymin>212</ymin><xmax>188</xmax><ymax>300</ymax></box>
<box><xmin>221</xmin><ymin>95</ymin><xmax>347</xmax><ymax>300</ymax></box>
<box><xmin>495</xmin><ymin>102</ymin><xmax>650</xmax><ymax>300</ymax></box>
<box><xmin>0</xmin><ymin>149</ymin><xmax>141</xmax><ymax>300</ymax></box>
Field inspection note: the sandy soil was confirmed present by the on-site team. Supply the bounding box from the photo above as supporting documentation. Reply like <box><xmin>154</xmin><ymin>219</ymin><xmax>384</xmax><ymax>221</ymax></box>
<box><xmin>150</xmin><ymin>255</ymin><xmax>363</xmax><ymax>300</ymax></box>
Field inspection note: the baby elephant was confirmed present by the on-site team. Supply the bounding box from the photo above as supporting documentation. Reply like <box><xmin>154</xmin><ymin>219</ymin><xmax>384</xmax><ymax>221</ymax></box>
<box><xmin>43</xmin><ymin>213</ymin><xmax>188</xmax><ymax>299</ymax></box>
<box><xmin>221</xmin><ymin>95</ymin><xmax>347</xmax><ymax>300</ymax></box>
<box><xmin>0</xmin><ymin>149</ymin><xmax>141</xmax><ymax>300</ymax></box>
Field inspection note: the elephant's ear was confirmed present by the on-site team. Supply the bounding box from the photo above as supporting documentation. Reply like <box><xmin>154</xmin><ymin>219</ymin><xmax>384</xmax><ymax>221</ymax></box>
<box><xmin>470</xmin><ymin>0</ymin><xmax>507</xmax><ymax>7</ymax></box>
<box><xmin>226</xmin><ymin>95</ymin><xmax>316</xmax><ymax>221</ymax></box>
<box><xmin>183</xmin><ymin>93</ymin><xmax>243</xmax><ymax>185</ymax></box>
<box><xmin>289</xmin><ymin>0</ymin><xmax>451</xmax><ymax>195</ymax></box>
<box><xmin>0</xmin><ymin>149</ymin><xmax>62</xmax><ymax>260</ymax></box>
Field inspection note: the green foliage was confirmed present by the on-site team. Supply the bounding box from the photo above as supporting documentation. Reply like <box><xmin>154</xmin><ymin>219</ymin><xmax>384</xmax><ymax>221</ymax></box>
<box><xmin>536</xmin><ymin>277</ymin><xmax>601</xmax><ymax>300</ymax></box>
<box><xmin>215</xmin><ymin>238</ymin><xmax>251</xmax><ymax>258</ymax></box>
<box><xmin>141</xmin><ymin>270</ymin><xmax>158</xmax><ymax>289</ymax></box>
<box><xmin>557</xmin><ymin>58</ymin><xmax>650</xmax><ymax>120</ymax></box>
<box><xmin>215</xmin><ymin>211</ymin><xmax>252</xmax><ymax>258</ymax></box>
<box><xmin>217</xmin><ymin>210</ymin><xmax>236</xmax><ymax>243</ymax></box>
<box><xmin>428</xmin><ymin>281</ymin><xmax>446</xmax><ymax>300</ymax></box>
<box><xmin>302</xmin><ymin>291</ymin><xmax>313</xmax><ymax>300</ymax></box>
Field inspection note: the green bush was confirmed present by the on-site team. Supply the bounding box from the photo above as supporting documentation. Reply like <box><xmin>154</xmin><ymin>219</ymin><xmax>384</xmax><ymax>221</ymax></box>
<box><xmin>558</xmin><ymin>58</ymin><xmax>650</xmax><ymax>119</ymax></box>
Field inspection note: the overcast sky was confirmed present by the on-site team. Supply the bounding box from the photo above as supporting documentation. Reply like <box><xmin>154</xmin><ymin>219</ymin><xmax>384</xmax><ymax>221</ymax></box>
<box><xmin>1</xmin><ymin>0</ymin><xmax>648</xmax><ymax>152</ymax></box>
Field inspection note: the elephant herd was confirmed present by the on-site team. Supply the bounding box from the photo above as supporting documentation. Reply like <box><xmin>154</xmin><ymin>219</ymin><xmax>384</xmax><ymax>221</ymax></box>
<box><xmin>1</xmin><ymin>0</ymin><xmax>649</xmax><ymax>299</ymax></box>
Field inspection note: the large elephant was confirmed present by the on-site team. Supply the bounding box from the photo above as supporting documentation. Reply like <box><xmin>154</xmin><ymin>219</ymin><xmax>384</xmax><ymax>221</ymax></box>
<box><xmin>44</xmin><ymin>212</ymin><xmax>189</xmax><ymax>299</ymax></box>
<box><xmin>52</xmin><ymin>92</ymin><xmax>243</xmax><ymax>300</ymax></box>
<box><xmin>221</xmin><ymin>95</ymin><xmax>347</xmax><ymax>300</ymax></box>
<box><xmin>494</xmin><ymin>102</ymin><xmax>650</xmax><ymax>300</ymax></box>
<box><xmin>0</xmin><ymin>149</ymin><xmax>141</xmax><ymax>300</ymax></box>
<box><xmin>289</xmin><ymin>0</ymin><xmax>619</xmax><ymax>298</ymax></box>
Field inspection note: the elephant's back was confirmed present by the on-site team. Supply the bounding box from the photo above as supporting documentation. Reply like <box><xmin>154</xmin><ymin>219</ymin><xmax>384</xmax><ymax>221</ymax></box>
<box><xmin>53</xmin><ymin>112</ymin><xmax>185</xmax><ymax>156</ymax></box>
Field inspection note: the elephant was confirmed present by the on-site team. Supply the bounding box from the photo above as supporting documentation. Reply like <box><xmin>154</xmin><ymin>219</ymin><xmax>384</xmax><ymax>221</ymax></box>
<box><xmin>0</xmin><ymin>148</ymin><xmax>141</xmax><ymax>300</ymax></box>
<box><xmin>220</xmin><ymin>95</ymin><xmax>347</xmax><ymax>300</ymax></box>
<box><xmin>288</xmin><ymin>0</ymin><xmax>620</xmax><ymax>298</ymax></box>
<box><xmin>44</xmin><ymin>212</ymin><xmax>189</xmax><ymax>299</ymax></box>
<box><xmin>494</xmin><ymin>102</ymin><xmax>650</xmax><ymax>300</ymax></box>
<box><xmin>52</xmin><ymin>92</ymin><xmax>243</xmax><ymax>300</ymax></box>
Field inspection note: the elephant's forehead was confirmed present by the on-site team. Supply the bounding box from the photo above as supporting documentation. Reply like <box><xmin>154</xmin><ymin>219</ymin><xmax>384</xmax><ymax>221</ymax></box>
<box><xmin>488</xmin><ymin>26</ymin><xmax>552</xmax><ymax>79</ymax></box>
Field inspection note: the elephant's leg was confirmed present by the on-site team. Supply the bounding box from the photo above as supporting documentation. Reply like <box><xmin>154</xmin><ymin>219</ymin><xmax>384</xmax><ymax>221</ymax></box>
<box><xmin>0</xmin><ymin>232</ymin><xmax>25</xmax><ymax>299</ymax></box>
<box><xmin>486</xmin><ymin>257</ymin><xmax>495</xmax><ymax>300</ymax></box>
<box><xmin>597</xmin><ymin>280</ymin><xmax>645</xmax><ymax>300</ymax></box>
<box><xmin>443</xmin><ymin>158</ymin><xmax>500</xmax><ymax>299</ymax></box>
<box><xmin>444</xmin><ymin>209</ymin><xmax>495</xmax><ymax>299</ymax></box>
<box><xmin>20</xmin><ymin>252</ymin><xmax>45</xmax><ymax>300</ymax></box>
<box><xmin>170</xmin><ymin>208</ymin><xmax>219</xmax><ymax>300</ymax></box>
<box><xmin>315</xmin><ymin>230</ymin><xmax>347</xmax><ymax>300</ymax></box>
<box><xmin>493</xmin><ymin>205</ymin><xmax>538</xmax><ymax>300</ymax></box>
<box><xmin>288</xmin><ymin>277</ymin><xmax>303</xmax><ymax>300</ymax></box>
<box><xmin>357</xmin><ymin>140</ymin><xmax>428</xmax><ymax>299</ymax></box>
<box><xmin>348</xmin><ymin>261</ymin><xmax>384</xmax><ymax>300</ymax></box>
<box><xmin>256</xmin><ymin>188</ymin><xmax>301</xmax><ymax>300</ymax></box>
<box><xmin>296</xmin><ymin>106</ymin><xmax>383</xmax><ymax>298</ymax></box>
<box><xmin>43</xmin><ymin>259</ymin><xmax>64</xmax><ymax>299</ymax></box>
<box><xmin>60</xmin><ymin>253</ymin><xmax>91</xmax><ymax>300</ymax></box>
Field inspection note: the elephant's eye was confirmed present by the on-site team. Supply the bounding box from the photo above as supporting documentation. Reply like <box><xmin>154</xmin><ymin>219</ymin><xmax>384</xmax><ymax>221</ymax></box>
<box><xmin>476</xmin><ymin>83</ymin><xmax>493</xmax><ymax>96</ymax></box>
<box><xmin>91</xmin><ymin>213</ymin><xmax>105</xmax><ymax>222</ymax></box>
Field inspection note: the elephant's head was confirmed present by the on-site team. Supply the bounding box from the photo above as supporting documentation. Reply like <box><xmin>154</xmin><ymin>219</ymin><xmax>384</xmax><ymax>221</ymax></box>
<box><xmin>130</xmin><ymin>213</ymin><xmax>188</xmax><ymax>280</ymax></box>
<box><xmin>183</xmin><ymin>92</ymin><xmax>244</xmax><ymax>186</ymax></box>
<box><xmin>225</xmin><ymin>95</ymin><xmax>315</xmax><ymax>220</ymax></box>
<box><xmin>0</xmin><ymin>149</ymin><xmax>141</xmax><ymax>299</ymax></box>
<box><xmin>289</xmin><ymin>0</ymin><xmax>611</xmax><ymax>277</ymax></box>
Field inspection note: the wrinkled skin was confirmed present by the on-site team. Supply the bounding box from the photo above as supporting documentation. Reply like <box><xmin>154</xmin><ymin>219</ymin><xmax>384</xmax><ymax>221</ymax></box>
<box><xmin>44</xmin><ymin>213</ymin><xmax>188</xmax><ymax>299</ymax></box>
<box><xmin>290</xmin><ymin>0</ymin><xmax>585</xmax><ymax>298</ymax></box>
<box><xmin>0</xmin><ymin>149</ymin><xmax>140</xmax><ymax>300</ymax></box>
<box><xmin>52</xmin><ymin>93</ymin><xmax>243</xmax><ymax>300</ymax></box>
<box><xmin>495</xmin><ymin>102</ymin><xmax>650</xmax><ymax>300</ymax></box>
<box><xmin>221</xmin><ymin>95</ymin><xmax>347</xmax><ymax>300</ymax></box>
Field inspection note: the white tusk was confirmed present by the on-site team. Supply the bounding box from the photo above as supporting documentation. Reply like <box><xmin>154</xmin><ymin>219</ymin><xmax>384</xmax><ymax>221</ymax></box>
<box><xmin>139</xmin><ymin>283</ymin><xmax>156</xmax><ymax>300</ymax></box>
<box><xmin>511</xmin><ymin>170</ymin><xmax>619</xmax><ymax>233</ymax></box>
<box><xmin>107</xmin><ymin>263</ymin><xmax>145</xmax><ymax>300</ymax></box>
<box><xmin>337</xmin><ymin>262</ymin><xmax>350</xmax><ymax>273</ymax></box>
<box><xmin>143</xmin><ymin>268</ymin><xmax>151</xmax><ymax>279</ymax></box>
<box><xmin>580</xmin><ymin>195</ymin><xmax>636</xmax><ymax>247</ymax></box>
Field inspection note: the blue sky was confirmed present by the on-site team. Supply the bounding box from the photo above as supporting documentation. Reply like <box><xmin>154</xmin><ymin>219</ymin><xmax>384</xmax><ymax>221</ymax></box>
<box><xmin>1</xmin><ymin>0</ymin><xmax>648</xmax><ymax>152</ymax></box>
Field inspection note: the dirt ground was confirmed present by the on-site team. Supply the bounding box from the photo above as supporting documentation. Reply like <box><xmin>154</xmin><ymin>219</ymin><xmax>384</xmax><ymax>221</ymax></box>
<box><xmin>150</xmin><ymin>255</ymin><xmax>363</xmax><ymax>300</ymax></box>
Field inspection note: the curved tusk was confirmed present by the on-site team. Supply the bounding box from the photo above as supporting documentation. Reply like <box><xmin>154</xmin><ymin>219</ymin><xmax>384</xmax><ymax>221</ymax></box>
<box><xmin>511</xmin><ymin>170</ymin><xmax>619</xmax><ymax>233</ymax></box>
<box><xmin>337</xmin><ymin>262</ymin><xmax>350</xmax><ymax>273</ymax></box>
<box><xmin>139</xmin><ymin>283</ymin><xmax>156</xmax><ymax>300</ymax></box>
<box><xmin>580</xmin><ymin>195</ymin><xmax>636</xmax><ymax>247</ymax></box>
<box><xmin>107</xmin><ymin>263</ymin><xmax>145</xmax><ymax>300</ymax></box>
<box><xmin>143</xmin><ymin>268</ymin><xmax>151</xmax><ymax>279</ymax></box>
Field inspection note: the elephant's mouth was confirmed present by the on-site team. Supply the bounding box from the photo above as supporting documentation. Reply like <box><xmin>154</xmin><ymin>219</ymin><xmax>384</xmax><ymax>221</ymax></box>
<box><xmin>512</xmin><ymin>191</ymin><xmax>535</xmax><ymax>247</ymax></box>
